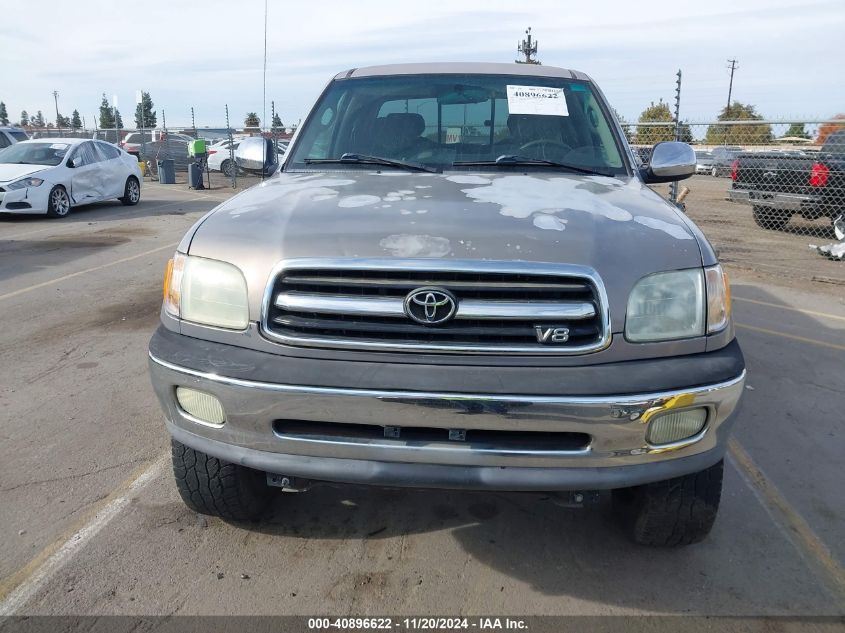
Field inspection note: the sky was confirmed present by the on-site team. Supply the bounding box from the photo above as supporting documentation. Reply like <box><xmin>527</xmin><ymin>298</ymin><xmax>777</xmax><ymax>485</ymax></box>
<box><xmin>2</xmin><ymin>0</ymin><xmax>844</xmax><ymax>129</ymax></box>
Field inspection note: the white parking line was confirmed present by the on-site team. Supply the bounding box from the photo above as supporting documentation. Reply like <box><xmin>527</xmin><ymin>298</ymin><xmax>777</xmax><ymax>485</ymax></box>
<box><xmin>0</xmin><ymin>241</ymin><xmax>179</xmax><ymax>302</ymax></box>
<box><xmin>0</xmin><ymin>456</ymin><xmax>166</xmax><ymax>615</ymax></box>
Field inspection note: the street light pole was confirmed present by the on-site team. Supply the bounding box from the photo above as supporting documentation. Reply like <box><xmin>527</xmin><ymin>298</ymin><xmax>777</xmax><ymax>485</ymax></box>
<box><xmin>52</xmin><ymin>90</ymin><xmax>60</xmax><ymax>128</ymax></box>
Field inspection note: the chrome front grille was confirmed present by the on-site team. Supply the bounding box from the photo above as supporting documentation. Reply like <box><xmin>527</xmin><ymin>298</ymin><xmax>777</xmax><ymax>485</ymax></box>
<box><xmin>261</xmin><ymin>259</ymin><xmax>611</xmax><ymax>354</ymax></box>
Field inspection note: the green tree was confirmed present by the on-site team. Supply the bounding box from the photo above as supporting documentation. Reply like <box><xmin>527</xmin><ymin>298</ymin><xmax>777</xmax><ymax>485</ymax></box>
<box><xmin>99</xmin><ymin>93</ymin><xmax>115</xmax><ymax>128</ymax></box>
<box><xmin>71</xmin><ymin>109</ymin><xmax>82</xmax><ymax>130</ymax></box>
<box><xmin>31</xmin><ymin>110</ymin><xmax>45</xmax><ymax>127</ymax></box>
<box><xmin>0</xmin><ymin>102</ymin><xmax>8</xmax><ymax>126</ymax></box>
<box><xmin>635</xmin><ymin>100</ymin><xmax>674</xmax><ymax>144</ymax></box>
<box><xmin>56</xmin><ymin>114</ymin><xmax>70</xmax><ymax>128</ymax></box>
<box><xmin>114</xmin><ymin>109</ymin><xmax>123</xmax><ymax>128</ymax></box>
<box><xmin>271</xmin><ymin>112</ymin><xmax>283</xmax><ymax>129</ymax></box>
<box><xmin>784</xmin><ymin>122</ymin><xmax>810</xmax><ymax>139</ymax></box>
<box><xmin>678</xmin><ymin>120</ymin><xmax>695</xmax><ymax>143</ymax></box>
<box><xmin>20</xmin><ymin>110</ymin><xmax>28</xmax><ymax>126</ymax></box>
<box><xmin>134</xmin><ymin>91</ymin><xmax>157</xmax><ymax>128</ymax></box>
<box><xmin>705</xmin><ymin>102</ymin><xmax>772</xmax><ymax>145</ymax></box>
<box><xmin>244</xmin><ymin>112</ymin><xmax>260</xmax><ymax>128</ymax></box>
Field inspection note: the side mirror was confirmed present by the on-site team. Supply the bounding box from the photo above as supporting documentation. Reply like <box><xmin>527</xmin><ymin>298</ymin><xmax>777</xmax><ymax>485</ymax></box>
<box><xmin>235</xmin><ymin>137</ymin><xmax>278</xmax><ymax>175</ymax></box>
<box><xmin>642</xmin><ymin>141</ymin><xmax>695</xmax><ymax>183</ymax></box>
<box><xmin>67</xmin><ymin>156</ymin><xmax>81</xmax><ymax>168</ymax></box>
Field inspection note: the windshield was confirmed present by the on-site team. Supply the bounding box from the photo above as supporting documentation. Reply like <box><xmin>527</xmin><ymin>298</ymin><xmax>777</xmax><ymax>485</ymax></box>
<box><xmin>288</xmin><ymin>74</ymin><xmax>626</xmax><ymax>174</ymax></box>
<box><xmin>0</xmin><ymin>141</ymin><xmax>70</xmax><ymax>166</ymax></box>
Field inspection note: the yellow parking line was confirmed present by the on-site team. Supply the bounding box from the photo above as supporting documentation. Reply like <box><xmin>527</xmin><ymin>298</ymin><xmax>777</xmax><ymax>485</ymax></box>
<box><xmin>0</xmin><ymin>242</ymin><xmax>178</xmax><ymax>302</ymax></box>
<box><xmin>735</xmin><ymin>323</ymin><xmax>845</xmax><ymax>352</ymax></box>
<box><xmin>733</xmin><ymin>296</ymin><xmax>845</xmax><ymax>323</ymax></box>
<box><xmin>728</xmin><ymin>439</ymin><xmax>845</xmax><ymax>601</ymax></box>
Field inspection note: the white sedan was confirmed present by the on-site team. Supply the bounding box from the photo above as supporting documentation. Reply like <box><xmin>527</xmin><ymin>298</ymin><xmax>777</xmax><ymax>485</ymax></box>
<box><xmin>207</xmin><ymin>138</ymin><xmax>245</xmax><ymax>177</ymax></box>
<box><xmin>0</xmin><ymin>138</ymin><xmax>142</xmax><ymax>218</ymax></box>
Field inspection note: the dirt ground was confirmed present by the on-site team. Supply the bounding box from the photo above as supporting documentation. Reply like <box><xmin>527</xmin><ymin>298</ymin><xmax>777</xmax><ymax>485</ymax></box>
<box><xmin>653</xmin><ymin>175</ymin><xmax>845</xmax><ymax>287</ymax></box>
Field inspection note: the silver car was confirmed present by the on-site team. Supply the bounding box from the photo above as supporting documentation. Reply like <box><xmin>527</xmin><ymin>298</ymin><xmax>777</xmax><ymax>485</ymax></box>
<box><xmin>149</xmin><ymin>63</ymin><xmax>744</xmax><ymax>546</ymax></box>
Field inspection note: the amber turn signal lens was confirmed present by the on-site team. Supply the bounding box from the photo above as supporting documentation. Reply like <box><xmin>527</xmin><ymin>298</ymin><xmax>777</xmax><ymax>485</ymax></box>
<box><xmin>162</xmin><ymin>258</ymin><xmax>174</xmax><ymax>302</ymax></box>
<box><xmin>163</xmin><ymin>253</ymin><xmax>185</xmax><ymax>317</ymax></box>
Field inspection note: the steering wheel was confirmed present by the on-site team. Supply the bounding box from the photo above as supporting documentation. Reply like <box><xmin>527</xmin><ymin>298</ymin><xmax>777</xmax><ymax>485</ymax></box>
<box><xmin>519</xmin><ymin>139</ymin><xmax>572</xmax><ymax>155</ymax></box>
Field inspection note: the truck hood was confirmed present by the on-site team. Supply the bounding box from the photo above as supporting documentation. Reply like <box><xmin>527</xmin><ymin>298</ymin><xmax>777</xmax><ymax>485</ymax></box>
<box><xmin>187</xmin><ymin>171</ymin><xmax>704</xmax><ymax>329</ymax></box>
<box><xmin>0</xmin><ymin>164</ymin><xmax>50</xmax><ymax>183</ymax></box>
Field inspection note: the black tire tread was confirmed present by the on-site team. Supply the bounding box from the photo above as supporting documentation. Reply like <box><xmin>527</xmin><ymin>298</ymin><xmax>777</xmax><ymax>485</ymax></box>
<box><xmin>615</xmin><ymin>460</ymin><xmax>723</xmax><ymax>547</ymax></box>
<box><xmin>119</xmin><ymin>176</ymin><xmax>140</xmax><ymax>206</ymax></box>
<box><xmin>171</xmin><ymin>439</ymin><xmax>271</xmax><ymax>521</ymax></box>
<box><xmin>752</xmin><ymin>206</ymin><xmax>790</xmax><ymax>230</ymax></box>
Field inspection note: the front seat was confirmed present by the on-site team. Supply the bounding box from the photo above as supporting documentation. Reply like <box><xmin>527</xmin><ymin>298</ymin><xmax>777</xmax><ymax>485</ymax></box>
<box><xmin>371</xmin><ymin>113</ymin><xmax>428</xmax><ymax>157</ymax></box>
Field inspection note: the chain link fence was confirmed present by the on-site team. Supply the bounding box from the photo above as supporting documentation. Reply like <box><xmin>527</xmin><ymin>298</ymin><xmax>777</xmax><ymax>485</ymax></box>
<box><xmin>20</xmin><ymin>119</ymin><xmax>292</xmax><ymax>180</ymax></box>
<box><xmin>630</xmin><ymin>120</ymin><xmax>845</xmax><ymax>283</ymax></box>
<box><xmin>9</xmin><ymin>116</ymin><xmax>844</xmax><ymax>282</ymax></box>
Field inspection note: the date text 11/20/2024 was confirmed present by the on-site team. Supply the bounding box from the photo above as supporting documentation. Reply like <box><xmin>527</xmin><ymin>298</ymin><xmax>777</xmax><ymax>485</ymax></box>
<box><xmin>307</xmin><ymin>617</ymin><xmax>529</xmax><ymax>630</ymax></box>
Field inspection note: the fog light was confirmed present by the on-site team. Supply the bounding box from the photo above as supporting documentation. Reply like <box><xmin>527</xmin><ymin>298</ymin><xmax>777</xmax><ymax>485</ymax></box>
<box><xmin>176</xmin><ymin>387</ymin><xmax>226</xmax><ymax>426</ymax></box>
<box><xmin>646</xmin><ymin>408</ymin><xmax>707</xmax><ymax>445</ymax></box>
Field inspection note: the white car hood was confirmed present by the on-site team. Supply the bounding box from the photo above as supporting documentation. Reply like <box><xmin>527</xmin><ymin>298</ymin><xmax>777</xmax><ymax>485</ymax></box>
<box><xmin>0</xmin><ymin>164</ymin><xmax>51</xmax><ymax>184</ymax></box>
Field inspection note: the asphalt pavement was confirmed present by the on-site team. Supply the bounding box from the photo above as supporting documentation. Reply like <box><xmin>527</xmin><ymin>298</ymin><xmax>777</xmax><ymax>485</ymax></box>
<box><xmin>0</xmin><ymin>180</ymin><xmax>843</xmax><ymax>622</ymax></box>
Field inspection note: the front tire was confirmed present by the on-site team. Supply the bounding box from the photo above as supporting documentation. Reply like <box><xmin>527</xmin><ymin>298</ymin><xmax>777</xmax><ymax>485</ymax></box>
<box><xmin>220</xmin><ymin>159</ymin><xmax>236</xmax><ymax>178</ymax></box>
<box><xmin>119</xmin><ymin>176</ymin><xmax>141</xmax><ymax>206</ymax></box>
<box><xmin>612</xmin><ymin>460</ymin><xmax>724</xmax><ymax>546</ymax></box>
<box><xmin>171</xmin><ymin>439</ymin><xmax>273</xmax><ymax>522</ymax></box>
<box><xmin>46</xmin><ymin>185</ymin><xmax>71</xmax><ymax>218</ymax></box>
<box><xmin>752</xmin><ymin>206</ymin><xmax>790</xmax><ymax>230</ymax></box>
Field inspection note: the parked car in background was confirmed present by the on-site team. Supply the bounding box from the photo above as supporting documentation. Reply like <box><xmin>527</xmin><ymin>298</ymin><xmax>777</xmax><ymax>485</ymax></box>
<box><xmin>143</xmin><ymin>132</ymin><xmax>194</xmax><ymax>170</ymax></box>
<box><xmin>150</xmin><ymin>62</ymin><xmax>744</xmax><ymax>546</ymax></box>
<box><xmin>207</xmin><ymin>139</ymin><xmax>242</xmax><ymax>177</ymax></box>
<box><xmin>0</xmin><ymin>138</ymin><xmax>141</xmax><ymax>217</ymax></box>
<box><xmin>120</xmin><ymin>131</ymin><xmax>153</xmax><ymax>156</ymax></box>
<box><xmin>710</xmin><ymin>146</ymin><xmax>743</xmax><ymax>177</ymax></box>
<box><xmin>0</xmin><ymin>127</ymin><xmax>29</xmax><ymax>149</ymax></box>
<box><xmin>694</xmin><ymin>150</ymin><xmax>714</xmax><ymax>174</ymax></box>
<box><xmin>729</xmin><ymin>131</ymin><xmax>845</xmax><ymax>230</ymax></box>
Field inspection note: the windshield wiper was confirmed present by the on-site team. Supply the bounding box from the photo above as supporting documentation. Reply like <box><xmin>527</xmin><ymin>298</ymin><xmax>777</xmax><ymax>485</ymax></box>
<box><xmin>304</xmin><ymin>153</ymin><xmax>439</xmax><ymax>173</ymax></box>
<box><xmin>453</xmin><ymin>154</ymin><xmax>612</xmax><ymax>177</ymax></box>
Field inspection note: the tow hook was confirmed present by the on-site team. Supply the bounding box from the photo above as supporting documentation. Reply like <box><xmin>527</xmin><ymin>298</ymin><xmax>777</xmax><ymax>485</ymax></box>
<box><xmin>549</xmin><ymin>491</ymin><xmax>601</xmax><ymax>508</ymax></box>
<box><xmin>266</xmin><ymin>473</ymin><xmax>310</xmax><ymax>491</ymax></box>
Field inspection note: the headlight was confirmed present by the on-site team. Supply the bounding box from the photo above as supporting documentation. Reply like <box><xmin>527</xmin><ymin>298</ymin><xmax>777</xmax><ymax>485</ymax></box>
<box><xmin>626</xmin><ymin>269</ymin><xmax>705</xmax><ymax>342</ymax></box>
<box><xmin>162</xmin><ymin>252</ymin><xmax>249</xmax><ymax>330</ymax></box>
<box><xmin>704</xmin><ymin>264</ymin><xmax>731</xmax><ymax>333</ymax></box>
<box><xmin>7</xmin><ymin>177</ymin><xmax>45</xmax><ymax>190</ymax></box>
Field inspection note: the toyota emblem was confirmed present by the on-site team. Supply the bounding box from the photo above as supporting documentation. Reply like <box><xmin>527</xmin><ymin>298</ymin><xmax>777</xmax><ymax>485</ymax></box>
<box><xmin>404</xmin><ymin>287</ymin><xmax>457</xmax><ymax>325</ymax></box>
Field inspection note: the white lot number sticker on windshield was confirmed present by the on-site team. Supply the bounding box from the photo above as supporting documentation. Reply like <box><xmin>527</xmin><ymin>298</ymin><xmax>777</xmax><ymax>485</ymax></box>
<box><xmin>50</xmin><ymin>143</ymin><xmax>69</xmax><ymax>149</ymax></box>
<box><xmin>506</xmin><ymin>85</ymin><xmax>568</xmax><ymax>116</ymax></box>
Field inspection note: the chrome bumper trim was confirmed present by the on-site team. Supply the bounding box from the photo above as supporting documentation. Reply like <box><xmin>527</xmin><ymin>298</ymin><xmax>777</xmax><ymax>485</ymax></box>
<box><xmin>729</xmin><ymin>189</ymin><xmax>814</xmax><ymax>212</ymax></box>
<box><xmin>150</xmin><ymin>352</ymin><xmax>745</xmax><ymax>469</ymax></box>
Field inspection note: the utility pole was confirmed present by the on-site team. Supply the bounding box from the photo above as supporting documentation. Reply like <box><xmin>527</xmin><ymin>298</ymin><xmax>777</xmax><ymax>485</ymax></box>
<box><xmin>52</xmin><ymin>90</ymin><xmax>60</xmax><ymax>127</ymax></box>
<box><xmin>516</xmin><ymin>27</ymin><xmax>540</xmax><ymax>65</ymax></box>
<box><xmin>725</xmin><ymin>59</ymin><xmax>738</xmax><ymax>112</ymax></box>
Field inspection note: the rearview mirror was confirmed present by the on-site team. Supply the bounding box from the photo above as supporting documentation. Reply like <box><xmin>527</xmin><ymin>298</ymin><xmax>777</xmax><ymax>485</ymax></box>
<box><xmin>642</xmin><ymin>141</ymin><xmax>695</xmax><ymax>184</ymax></box>
<box><xmin>235</xmin><ymin>137</ymin><xmax>278</xmax><ymax>175</ymax></box>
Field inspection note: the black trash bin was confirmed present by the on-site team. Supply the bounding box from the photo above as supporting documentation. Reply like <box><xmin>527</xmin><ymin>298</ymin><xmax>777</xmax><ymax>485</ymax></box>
<box><xmin>188</xmin><ymin>161</ymin><xmax>205</xmax><ymax>190</ymax></box>
<box><xmin>157</xmin><ymin>159</ymin><xmax>176</xmax><ymax>184</ymax></box>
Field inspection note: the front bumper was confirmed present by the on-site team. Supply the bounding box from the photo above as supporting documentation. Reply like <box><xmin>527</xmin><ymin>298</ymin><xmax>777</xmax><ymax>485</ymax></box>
<box><xmin>0</xmin><ymin>183</ymin><xmax>50</xmax><ymax>214</ymax></box>
<box><xmin>148</xmin><ymin>329</ymin><xmax>745</xmax><ymax>491</ymax></box>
